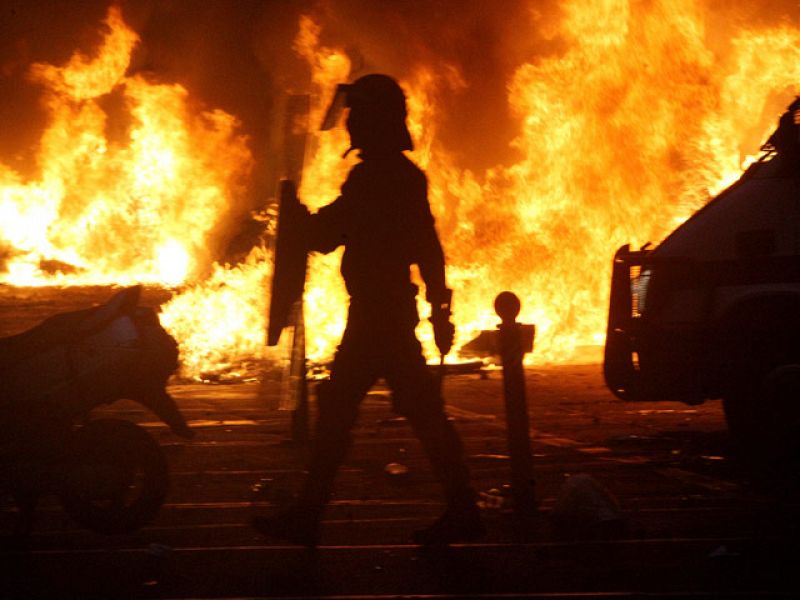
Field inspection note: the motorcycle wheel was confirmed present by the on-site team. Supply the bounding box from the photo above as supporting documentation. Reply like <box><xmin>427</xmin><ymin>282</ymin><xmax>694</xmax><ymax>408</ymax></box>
<box><xmin>59</xmin><ymin>418</ymin><xmax>168</xmax><ymax>534</ymax></box>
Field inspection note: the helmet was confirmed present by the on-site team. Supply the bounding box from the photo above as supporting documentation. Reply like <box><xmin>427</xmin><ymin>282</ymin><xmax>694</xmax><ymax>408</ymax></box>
<box><xmin>321</xmin><ymin>74</ymin><xmax>413</xmax><ymax>155</ymax></box>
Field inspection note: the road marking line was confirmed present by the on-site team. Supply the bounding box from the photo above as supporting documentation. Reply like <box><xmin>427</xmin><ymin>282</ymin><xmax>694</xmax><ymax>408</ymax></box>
<box><xmin>0</xmin><ymin>535</ymin><xmax>763</xmax><ymax>556</ymax></box>
<box><xmin>657</xmin><ymin>468</ymin><xmax>740</xmax><ymax>493</ymax></box>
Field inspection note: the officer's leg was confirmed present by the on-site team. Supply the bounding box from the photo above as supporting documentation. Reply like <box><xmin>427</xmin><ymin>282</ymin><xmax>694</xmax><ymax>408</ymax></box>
<box><xmin>253</xmin><ymin>334</ymin><xmax>375</xmax><ymax>545</ymax></box>
<box><xmin>386</xmin><ymin>341</ymin><xmax>483</xmax><ymax>544</ymax></box>
<box><xmin>296</xmin><ymin>368</ymin><xmax>373</xmax><ymax>508</ymax></box>
<box><xmin>385</xmin><ymin>337</ymin><xmax>474</xmax><ymax>509</ymax></box>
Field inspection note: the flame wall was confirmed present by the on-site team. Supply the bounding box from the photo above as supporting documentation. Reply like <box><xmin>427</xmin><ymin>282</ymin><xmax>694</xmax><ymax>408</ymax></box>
<box><xmin>291</xmin><ymin>0</ymin><xmax>800</xmax><ymax>365</ymax></box>
<box><xmin>1</xmin><ymin>1</ymin><xmax>799</xmax><ymax>378</ymax></box>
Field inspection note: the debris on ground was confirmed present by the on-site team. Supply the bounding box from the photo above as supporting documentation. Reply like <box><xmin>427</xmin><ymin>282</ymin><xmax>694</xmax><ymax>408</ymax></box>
<box><xmin>551</xmin><ymin>473</ymin><xmax>626</xmax><ymax>539</ymax></box>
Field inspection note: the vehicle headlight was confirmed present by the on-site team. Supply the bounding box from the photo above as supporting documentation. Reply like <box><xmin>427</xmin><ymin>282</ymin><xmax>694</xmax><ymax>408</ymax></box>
<box><xmin>631</xmin><ymin>267</ymin><xmax>652</xmax><ymax>318</ymax></box>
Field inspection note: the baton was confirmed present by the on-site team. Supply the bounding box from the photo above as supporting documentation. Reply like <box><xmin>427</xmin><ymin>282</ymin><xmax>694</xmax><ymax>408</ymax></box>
<box><xmin>437</xmin><ymin>352</ymin><xmax>446</xmax><ymax>398</ymax></box>
<box><xmin>434</xmin><ymin>288</ymin><xmax>453</xmax><ymax>398</ymax></box>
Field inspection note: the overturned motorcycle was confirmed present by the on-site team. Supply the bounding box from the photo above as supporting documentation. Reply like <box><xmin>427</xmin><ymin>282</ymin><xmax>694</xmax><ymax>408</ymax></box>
<box><xmin>0</xmin><ymin>286</ymin><xmax>193</xmax><ymax>537</ymax></box>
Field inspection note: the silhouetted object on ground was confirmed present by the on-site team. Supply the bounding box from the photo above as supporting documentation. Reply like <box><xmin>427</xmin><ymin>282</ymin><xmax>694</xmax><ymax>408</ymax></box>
<box><xmin>495</xmin><ymin>292</ymin><xmax>537</xmax><ymax>517</ymax></box>
<box><xmin>551</xmin><ymin>473</ymin><xmax>626</xmax><ymax>540</ymax></box>
<box><xmin>253</xmin><ymin>74</ymin><xmax>483</xmax><ymax>547</ymax></box>
<box><xmin>460</xmin><ymin>328</ymin><xmax>501</xmax><ymax>359</ymax></box>
<box><xmin>0</xmin><ymin>286</ymin><xmax>192</xmax><ymax>540</ymax></box>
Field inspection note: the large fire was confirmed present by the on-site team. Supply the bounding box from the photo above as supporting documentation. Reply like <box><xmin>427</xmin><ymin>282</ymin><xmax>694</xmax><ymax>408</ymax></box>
<box><xmin>0</xmin><ymin>7</ymin><xmax>252</xmax><ymax>287</ymax></box>
<box><xmin>2</xmin><ymin>3</ymin><xmax>800</xmax><ymax>380</ymax></box>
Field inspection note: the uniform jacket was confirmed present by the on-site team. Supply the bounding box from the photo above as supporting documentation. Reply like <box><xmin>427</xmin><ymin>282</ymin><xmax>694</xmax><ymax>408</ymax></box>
<box><xmin>307</xmin><ymin>153</ymin><xmax>446</xmax><ymax>329</ymax></box>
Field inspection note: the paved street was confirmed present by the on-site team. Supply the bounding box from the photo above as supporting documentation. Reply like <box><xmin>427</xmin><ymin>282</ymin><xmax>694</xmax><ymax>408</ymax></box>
<box><xmin>3</xmin><ymin>363</ymin><xmax>800</xmax><ymax>598</ymax></box>
<box><xmin>1</xmin><ymin>287</ymin><xmax>799</xmax><ymax>598</ymax></box>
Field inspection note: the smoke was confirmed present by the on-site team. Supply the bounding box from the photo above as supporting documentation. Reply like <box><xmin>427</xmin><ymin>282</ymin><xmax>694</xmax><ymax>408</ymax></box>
<box><xmin>290</xmin><ymin>0</ymin><xmax>563</xmax><ymax>170</ymax></box>
<box><xmin>266</xmin><ymin>0</ymin><xmax>799</xmax><ymax>171</ymax></box>
<box><xmin>0</xmin><ymin>1</ymin><xmax>110</xmax><ymax>176</ymax></box>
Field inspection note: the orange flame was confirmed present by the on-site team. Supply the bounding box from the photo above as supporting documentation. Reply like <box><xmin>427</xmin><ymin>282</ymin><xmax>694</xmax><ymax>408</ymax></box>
<box><xmin>159</xmin><ymin>245</ymin><xmax>274</xmax><ymax>380</ymax></box>
<box><xmin>0</xmin><ymin>6</ymin><xmax>253</xmax><ymax>287</ymax></box>
<box><xmin>4</xmin><ymin>3</ymin><xmax>800</xmax><ymax>380</ymax></box>
<box><xmin>296</xmin><ymin>2</ymin><xmax>800</xmax><ymax>365</ymax></box>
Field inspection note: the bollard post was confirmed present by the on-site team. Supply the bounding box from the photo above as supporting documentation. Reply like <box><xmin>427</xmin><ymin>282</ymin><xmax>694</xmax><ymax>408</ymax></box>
<box><xmin>495</xmin><ymin>291</ymin><xmax>537</xmax><ymax>517</ymax></box>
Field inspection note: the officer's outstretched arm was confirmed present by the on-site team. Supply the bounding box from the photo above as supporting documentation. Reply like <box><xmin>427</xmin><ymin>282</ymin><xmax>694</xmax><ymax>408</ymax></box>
<box><xmin>414</xmin><ymin>175</ymin><xmax>454</xmax><ymax>356</ymax></box>
<box><xmin>418</xmin><ymin>228</ymin><xmax>454</xmax><ymax>356</ymax></box>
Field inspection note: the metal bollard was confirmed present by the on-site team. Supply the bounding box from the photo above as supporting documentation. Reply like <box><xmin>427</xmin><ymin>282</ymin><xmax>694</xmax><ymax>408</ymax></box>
<box><xmin>495</xmin><ymin>291</ymin><xmax>536</xmax><ymax>517</ymax></box>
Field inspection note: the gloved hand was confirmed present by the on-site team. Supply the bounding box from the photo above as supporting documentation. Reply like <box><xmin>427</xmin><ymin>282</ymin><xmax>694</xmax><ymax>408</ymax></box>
<box><xmin>431</xmin><ymin>313</ymin><xmax>455</xmax><ymax>357</ymax></box>
<box><xmin>429</xmin><ymin>288</ymin><xmax>454</xmax><ymax>356</ymax></box>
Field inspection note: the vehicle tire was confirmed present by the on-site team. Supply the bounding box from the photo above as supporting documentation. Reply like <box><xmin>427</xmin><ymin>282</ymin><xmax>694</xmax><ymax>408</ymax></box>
<box><xmin>719</xmin><ymin>298</ymin><xmax>800</xmax><ymax>469</ymax></box>
<box><xmin>59</xmin><ymin>418</ymin><xmax>168</xmax><ymax>534</ymax></box>
<box><xmin>722</xmin><ymin>388</ymin><xmax>765</xmax><ymax>452</ymax></box>
<box><xmin>723</xmin><ymin>364</ymin><xmax>800</xmax><ymax>469</ymax></box>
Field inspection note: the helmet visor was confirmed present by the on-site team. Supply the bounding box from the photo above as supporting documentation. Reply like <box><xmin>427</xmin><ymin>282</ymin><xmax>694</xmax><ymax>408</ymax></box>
<box><xmin>320</xmin><ymin>84</ymin><xmax>351</xmax><ymax>131</ymax></box>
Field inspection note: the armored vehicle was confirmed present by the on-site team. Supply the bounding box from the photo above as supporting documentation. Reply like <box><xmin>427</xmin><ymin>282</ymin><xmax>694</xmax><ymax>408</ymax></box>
<box><xmin>604</xmin><ymin>103</ymin><xmax>800</xmax><ymax>460</ymax></box>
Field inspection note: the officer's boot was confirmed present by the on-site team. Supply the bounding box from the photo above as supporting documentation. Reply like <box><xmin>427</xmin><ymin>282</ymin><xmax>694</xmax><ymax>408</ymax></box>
<box><xmin>251</xmin><ymin>440</ymin><xmax>346</xmax><ymax>547</ymax></box>
<box><xmin>253</xmin><ymin>385</ymin><xmax>354</xmax><ymax>547</ymax></box>
<box><xmin>410</xmin><ymin>416</ymin><xmax>485</xmax><ymax>545</ymax></box>
<box><xmin>412</xmin><ymin>495</ymin><xmax>485</xmax><ymax>546</ymax></box>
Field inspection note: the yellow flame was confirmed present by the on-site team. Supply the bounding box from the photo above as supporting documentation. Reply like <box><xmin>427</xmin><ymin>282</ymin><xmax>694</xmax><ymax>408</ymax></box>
<box><xmin>29</xmin><ymin>6</ymin><xmax>137</xmax><ymax>100</ymax></box>
<box><xmin>292</xmin><ymin>2</ymin><xmax>800</xmax><ymax>366</ymax></box>
<box><xmin>5</xmin><ymin>3</ymin><xmax>800</xmax><ymax>380</ymax></box>
<box><xmin>155</xmin><ymin>239</ymin><xmax>191</xmax><ymax>287</ymax></box>
<box><xmin>159</xmin><ymin>245</ymin><xmax>274</xmax><ymax>380</ymax></box>
<box><xmin>0</xmin><ymin>6</ymin><xmax>253</xmax><ymax>287</ymax></box>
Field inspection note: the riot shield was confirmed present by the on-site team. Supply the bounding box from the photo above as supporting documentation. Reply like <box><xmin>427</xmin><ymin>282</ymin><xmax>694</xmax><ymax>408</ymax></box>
<box><xmin>267</xmin><ymin>179</ymin><xmax>308</xmax><ymax>347</ymax></box>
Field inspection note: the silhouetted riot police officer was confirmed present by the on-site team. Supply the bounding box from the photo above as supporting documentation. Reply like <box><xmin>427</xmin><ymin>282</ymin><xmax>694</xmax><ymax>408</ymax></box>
<box><xmin>253</xmin><ymin>74</ymin><xmax>482</xmax><ymax>546</ymax></box>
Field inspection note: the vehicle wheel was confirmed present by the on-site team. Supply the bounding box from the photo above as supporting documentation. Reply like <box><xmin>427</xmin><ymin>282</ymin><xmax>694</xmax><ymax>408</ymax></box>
<box><xmin>762</xmin><ymin>364</ymin><xmax>800</xmax><ymax>429</ymax></box>
<box><xmin>59</xmin><ymin>419</ymin><xmax>168</xmax><ymax>534</ymax></box>
<box><xmin>723</xmin><ymin>364</ymin><xmax>800</xmax><ymax>468</ymax></box>
<box><xmin>722</xmin><ymin>388</ymin><xmax>763</xmax><ymax>450</ymax></box>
